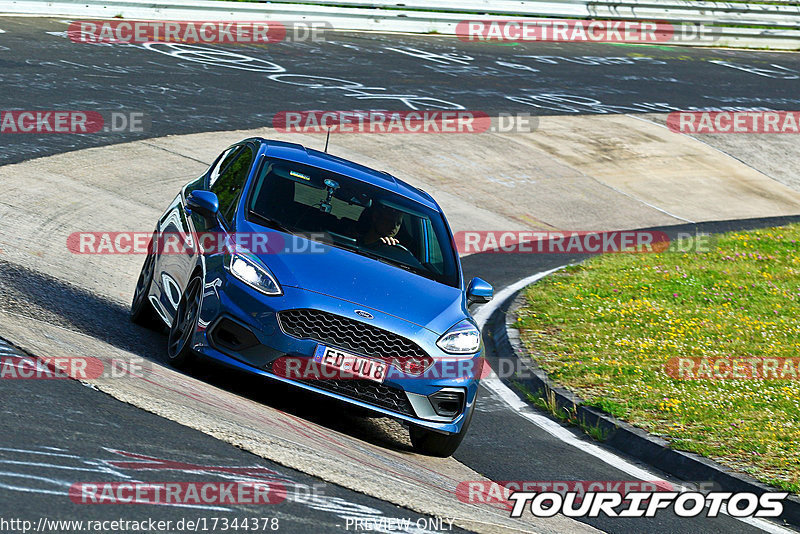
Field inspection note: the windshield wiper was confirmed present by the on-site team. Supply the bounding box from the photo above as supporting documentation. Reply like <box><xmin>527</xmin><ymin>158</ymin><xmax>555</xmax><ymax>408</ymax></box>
<box><xmin>327</xmin><ymin>241</ymin><xmax>438</xmax><ymax>281</ymax></box>
<box><xmin>391</xmin><ymin>260</ymin><xmax>438</xmax><ymax>281</ymax></box>
<box><xmin>248</xmin><ymin>211</ymin><xmax>294</xmax><ymax>234</ymax></box>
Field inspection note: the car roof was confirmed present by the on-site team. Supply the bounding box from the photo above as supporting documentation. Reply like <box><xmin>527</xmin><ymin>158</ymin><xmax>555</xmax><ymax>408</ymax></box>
<box><xmin>248</xmin><ymin>138</ymin><xmax>439</xmax><ymax>211</ymax></box>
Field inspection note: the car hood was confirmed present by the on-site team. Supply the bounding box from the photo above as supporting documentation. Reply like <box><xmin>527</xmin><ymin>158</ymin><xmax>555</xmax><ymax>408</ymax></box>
<box><xmin>241</xmin><ymin>225</ymin><xmax>466</xmax><ymax>335</ymax></box>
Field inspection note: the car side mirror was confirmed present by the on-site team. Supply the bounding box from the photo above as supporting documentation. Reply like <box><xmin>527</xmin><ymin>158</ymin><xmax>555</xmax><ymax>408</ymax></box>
<box><xmin>467</xmin><ymin>277</ymin><xmax>493</xmax><ymax>305</ymax></box>
<box><xmin>186</xmin><ymin>190</ymin><xmax>219</xmax><ymax>221</ymax></box>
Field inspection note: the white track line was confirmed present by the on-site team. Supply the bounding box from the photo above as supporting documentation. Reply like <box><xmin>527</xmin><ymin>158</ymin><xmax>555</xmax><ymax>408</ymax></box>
<box><xmin>0</xmin><ymin>447</ymin><xmax>81</xmax><ymax>459</ymax></box>
<box><xmin>473</xmin><ymin>267</ymin><xmax>793</xmax><ymax>534</ymax></box>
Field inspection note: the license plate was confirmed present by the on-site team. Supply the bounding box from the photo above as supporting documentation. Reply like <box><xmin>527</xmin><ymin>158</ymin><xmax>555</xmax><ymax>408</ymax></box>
<box><xmin>313</xmin><ymin>344</ymin><xmax>388</xmax><ymax>383</ymax></box>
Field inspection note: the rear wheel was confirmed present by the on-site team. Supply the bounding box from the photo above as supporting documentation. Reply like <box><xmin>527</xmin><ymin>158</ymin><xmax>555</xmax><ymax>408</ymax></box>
<box><xmin>409</xmin><ymin>400</ymin><xmax>475</xmax><ymax>457</ymax></box>
<box><xmin>167</xmin><ymin>274</ymin><xmax>202</xmax><ymax>368</ymax></box>
<box><xmin>130</xmin><ymin>250</ymin><xmax>161</xmax><ymax>329</ymax></box>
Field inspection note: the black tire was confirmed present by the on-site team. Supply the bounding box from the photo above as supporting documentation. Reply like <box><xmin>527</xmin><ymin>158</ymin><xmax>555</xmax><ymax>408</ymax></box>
<box><xmin>409</xmin><ymin>400</ymin><xmax>475</xmax><ymax>457</ymax></box>
<box><xmin>130</xmin><ymin>250</ymin><xmax>162</xmax><ymax>329</ymax></box>
<box><xmin>167</xmin><ymin>274</ymin><xmax>202</xmax><ymax>368</ymax></box>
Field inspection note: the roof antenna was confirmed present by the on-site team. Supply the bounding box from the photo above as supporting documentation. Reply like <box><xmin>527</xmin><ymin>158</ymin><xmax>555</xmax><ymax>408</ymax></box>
<box><xmin>324</xmin><ymin>127</ymin><xmax>331</xmax><ymax>153</ymax></box>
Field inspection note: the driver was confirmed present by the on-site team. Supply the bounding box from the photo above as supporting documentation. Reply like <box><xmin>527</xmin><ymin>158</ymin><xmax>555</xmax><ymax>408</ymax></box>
<box><xmin>358</xmin><ymin>205</ymin><xmax>404</xmax><ymax>247</ymax></box>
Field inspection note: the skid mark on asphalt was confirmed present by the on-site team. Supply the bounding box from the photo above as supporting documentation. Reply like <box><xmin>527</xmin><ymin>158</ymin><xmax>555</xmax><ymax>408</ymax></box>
<box><xmin>0</xmin><ymin>444</ymin><xmax>452</xmax><ymax>529</ymax></box>
<box><xmin>576</xmin><ymin>169</ymin><xmax>695</xmax><ymax>224</ymax></box>
<box><xmin>142</xmin><ymin>361</ymin><xmax>514</xmax><ymax>517</ymax></box>
<box><xmin>625</xmin><ymin>113</ymin><xmax>800</xmax><ymax>192</ymax></box>
<box><xmin>139</xmin><ymin>140</ymin><xmax>213</xmax><ymax>166</ymax></box>
<box><xmin>141</xmin><ymin>361</ymin><xmax>494</xmax><ymax>515</ymax></box>
<box><xmin>0</xmin><ymin>311</ymin><xmax>590</xmax><ymax>534</ymax></box>
<box><xmin>0</xmin><ymin>446</ymin><xmax>229</xmax><ymax>511</ymax></box>
<box><xmin>114</xmin><ymin>344</ymin><xmax>505</xmax><ymax>509</ymax></box>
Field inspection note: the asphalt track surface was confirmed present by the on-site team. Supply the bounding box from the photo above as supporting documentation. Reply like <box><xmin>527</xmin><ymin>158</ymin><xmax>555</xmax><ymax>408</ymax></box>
<box><xmin>2</xmin><ymin>17</ymin><xmax>800</xmax><ymax>164</ymax></box>
<box><xmin>1</xmin><ymin>16</ymin><xmax>800</xmax><ymax>534</ymax></box>
<box><xmin>0</xmin><ymin>337</ymin><xmax>469</xmax><ymax>534</ymax></box>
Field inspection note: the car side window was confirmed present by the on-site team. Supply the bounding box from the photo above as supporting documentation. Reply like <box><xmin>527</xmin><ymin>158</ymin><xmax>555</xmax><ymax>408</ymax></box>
<box><xmin>208</xmin><ymin>147</ymin><xmax>239</xmax><ymax>189</ymax></box>
<box><xmin>183</xmin><ymin>174</ymin><xmax>206</xmax><ymax>196</ymax></box>
<box><xmin>211</xmin><ymin>146</ymin><xmax>255</xmax><ymax>226</ymax></box>
<box><xmin>424</xmin><ymin>219</ymin><xmax>445</xmax><ymax>274</ymax></box>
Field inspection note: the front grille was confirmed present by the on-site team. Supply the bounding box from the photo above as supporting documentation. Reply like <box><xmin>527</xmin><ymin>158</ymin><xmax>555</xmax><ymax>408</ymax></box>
<box><xmin>265</xmin><ymin>360</ymin><xmax>415</xmax><ymax>416</ymax></box>
<box><xmin>277</xmin><ymin>308</ymin><xmax>433</xmax><ymax>373</ymax></box>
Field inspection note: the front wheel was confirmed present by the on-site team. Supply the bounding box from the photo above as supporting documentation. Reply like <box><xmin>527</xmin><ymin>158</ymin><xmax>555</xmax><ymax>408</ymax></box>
<box><xmin>130</xmin><ymin>250</ymin><xmax>161</xmax><ymax>329</ymax></box>
<box><xmin>409</xmin><ymin>400</ymin><xmax>475</xmax><ymax>457</ymax></box>
<box><xmin>167</xmin><ymin>274</ymin><xmax>202</xmax><ymax>368</ymax></box>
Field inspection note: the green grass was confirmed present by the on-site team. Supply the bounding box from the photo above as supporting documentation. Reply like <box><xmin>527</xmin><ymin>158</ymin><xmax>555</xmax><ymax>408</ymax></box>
<box><xmin>517</xmin><ymin>224</ymin><xmax>800</xmax><ymax>493</ymax></box>
<box><xmin>512</xmin><ymin>380</ymin><xmax>611</xmax><ymax>441</ymax></box>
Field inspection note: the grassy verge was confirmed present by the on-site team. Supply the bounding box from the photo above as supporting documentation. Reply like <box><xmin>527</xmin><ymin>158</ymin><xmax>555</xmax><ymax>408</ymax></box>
<box><xmin>511</xmin><ymin>379</ymin><xmax>611</xmax><ymax>442</ymax></box>
<box><xmin>517</xmin><ymin>224</ymin><xmax>800</xmax><ymax>492</ymax></box>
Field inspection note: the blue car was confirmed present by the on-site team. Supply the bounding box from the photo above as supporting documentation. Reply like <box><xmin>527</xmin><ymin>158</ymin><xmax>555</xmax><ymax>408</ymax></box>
<box><xmin>130</xmin><ymin>137</ymin><xmax>493</xmax><ymax>456</ymax></box>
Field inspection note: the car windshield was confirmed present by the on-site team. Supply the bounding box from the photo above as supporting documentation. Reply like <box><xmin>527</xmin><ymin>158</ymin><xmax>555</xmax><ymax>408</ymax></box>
<box><xmin>247</xmin><ymin>157</ymin><xmax>460</xmax><ymax>288</ymax></box>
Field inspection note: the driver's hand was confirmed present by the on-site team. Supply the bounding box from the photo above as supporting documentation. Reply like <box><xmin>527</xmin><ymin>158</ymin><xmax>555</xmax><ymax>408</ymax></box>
<box><xmin>379</xmin><ymin>236</ymin><xmax>400</xmax><ymax>246</ymax></box>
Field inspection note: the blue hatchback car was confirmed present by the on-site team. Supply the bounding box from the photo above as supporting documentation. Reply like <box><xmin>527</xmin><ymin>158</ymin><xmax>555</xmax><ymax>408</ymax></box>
<box><xmin>130</xmin><ymin>138</ymin><xmax>493</xmax><ymax>456</ymax></box>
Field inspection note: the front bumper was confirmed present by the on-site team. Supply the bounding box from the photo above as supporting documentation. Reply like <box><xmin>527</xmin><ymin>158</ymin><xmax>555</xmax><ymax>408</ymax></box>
<box><xmin>191</xmin><ymin>271</ymin><xmax>482</xmax><ymax>435</ymax></box>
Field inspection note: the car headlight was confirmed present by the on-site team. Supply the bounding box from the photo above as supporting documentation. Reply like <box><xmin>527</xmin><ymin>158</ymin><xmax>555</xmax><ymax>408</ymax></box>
<box><xmin>436</xmin><ymin>319</ymin><xmax>481</xmax><ymax>354</ymax></box>
<box><xmin>225</xmin><ymin>253</ymin><xmax>282</xmax><ymax>296</ymax></box>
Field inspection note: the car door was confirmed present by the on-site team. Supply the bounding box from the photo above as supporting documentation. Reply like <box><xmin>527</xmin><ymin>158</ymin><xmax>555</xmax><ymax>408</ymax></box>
<box><xmin>155</xmin><ymin>145</ymin><xmax>250</xmax><ymax>323</ymax></box>
<box><xmin>187</xmin><ymin>141</ymin><xmax>256</xmax><ymax>279</ymax></box>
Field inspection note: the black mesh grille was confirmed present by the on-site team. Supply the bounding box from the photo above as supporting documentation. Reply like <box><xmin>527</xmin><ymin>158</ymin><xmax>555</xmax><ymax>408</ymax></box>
<box><xmin>277</xmin><ymin>308</ymin><xmax>433</xmax><ymax>373</ymax></box>
<box><xmin>303</xmin><ymin>378</ymin><xmax>415</xmax><ymax>416</ymax></box>
<box><xmin>265</xmin><ymin>360</ymin><xmax>415</xmax><ymax>416</ymax></box>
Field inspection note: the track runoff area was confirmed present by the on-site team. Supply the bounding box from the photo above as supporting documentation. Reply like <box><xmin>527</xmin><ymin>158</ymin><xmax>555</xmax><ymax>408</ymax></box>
<box><xmin>1</xmin><ymin>14</ymin><xmax>800</xmax><ymax>534</ymax></box>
